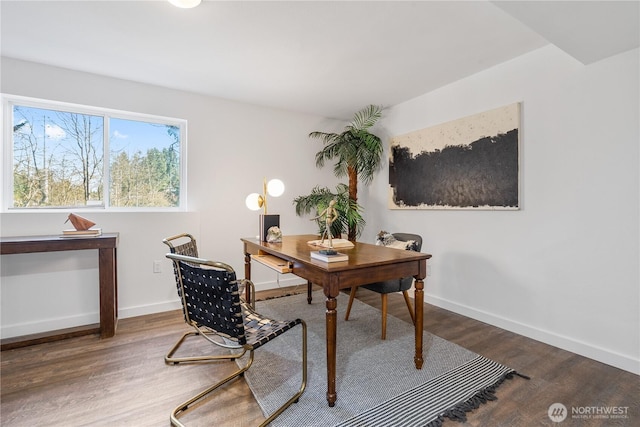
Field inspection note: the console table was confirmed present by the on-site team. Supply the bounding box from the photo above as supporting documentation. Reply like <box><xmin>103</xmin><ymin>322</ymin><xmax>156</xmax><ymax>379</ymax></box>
<box><xmin>0</xmin><ymin>233</ymin><xmax>119</xmax><ymax>350</ymax></box>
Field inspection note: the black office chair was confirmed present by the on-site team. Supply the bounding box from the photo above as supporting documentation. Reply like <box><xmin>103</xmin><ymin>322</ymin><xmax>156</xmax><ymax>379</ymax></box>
<box><xmin>344</xmin><ymin>232</ymin><xmax>422</xmax><ymax>340</ymax></box>
<box><xmin>166</xmin><ymin>253</ymin><xmax>307</xmax><ymax>427</ymax></box>
<box><xmin>163</xmin><ymin>232</ymin><xmax>199</xmax><ymax>258</ymax></box>
<box><xmin>162</xmin><ymin>233</ymin><xmax>255</xmax><ymax>364</ymax></box>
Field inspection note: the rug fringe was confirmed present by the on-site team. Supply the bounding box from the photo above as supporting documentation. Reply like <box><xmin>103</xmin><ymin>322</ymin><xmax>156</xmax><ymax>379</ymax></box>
<box><xmin>430</xmin><ymin>370</ymin><xmax>530</xmax><ymax>425</ymax></box>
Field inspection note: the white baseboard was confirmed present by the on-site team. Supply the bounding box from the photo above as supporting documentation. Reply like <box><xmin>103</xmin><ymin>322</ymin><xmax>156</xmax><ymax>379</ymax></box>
<box><xmin>0</xmin><ymin>301</ymin><xmax>184</xmax><ymax>339</ymax></box>
<box><xmin>1</xmin><ymin>277</ymin><xmax>302</xmax><ymax>339</ymax></box>
<box><xmin>251</xmin><ymin>275</ymin><xmax>304</xmax><ymax>292</ymax></box>
<box><xmin>6</xmin><ymin>285</ymin><xmax>636</xmax><ymax>375</ymax></box>
<box><xmin>1</xmin><ymin>313</ymin><xmax>99</xmax><ymax>339</ymax></box>
<box><xmin>425</xmin><ymin>293</ymin><xmax>640</xmax><ymax>375</ymax></box>
<box><xmin>118</xmin><ymin>276</ymin><xmax>304</xmax><ymax>319</ymax></box>
<box><xmin>119</xmin><ymin>300</ymin><xmax>182</xmax><ymax>319</ymax></box>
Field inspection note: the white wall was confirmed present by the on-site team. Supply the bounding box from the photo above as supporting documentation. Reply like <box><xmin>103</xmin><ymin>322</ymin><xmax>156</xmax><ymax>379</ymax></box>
<box><xmin>364</xmin><ymin>45</ymin><xmax>639</xmax><ymax>374</ymax></box>
<box><xmin>2</xmin><ymin>46</ymin><xmax>638</xmax><ymax>375</ymax></box>
<box><xmin>0</xmin><ymin>58</ymin><xmax>341</xmax><ymax>336</ymax></box>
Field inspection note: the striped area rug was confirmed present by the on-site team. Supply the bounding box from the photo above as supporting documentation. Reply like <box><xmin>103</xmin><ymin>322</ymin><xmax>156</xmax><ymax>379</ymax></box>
<box><xmin>242</xmin><ymin>291</ymin><xmax>525</xmax><ymax>427</ymax></box>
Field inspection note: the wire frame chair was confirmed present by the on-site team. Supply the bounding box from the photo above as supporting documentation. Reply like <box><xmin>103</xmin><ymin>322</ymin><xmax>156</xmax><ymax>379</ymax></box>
<box><xmin>165</xmin><ymin>253</ymin><xmax>307</xmax><ymax>427</ymax></box>
<box><xmin>162</xmin><ymin>233</ymin><xmax>255</xmax><ymax>364</ymax></box>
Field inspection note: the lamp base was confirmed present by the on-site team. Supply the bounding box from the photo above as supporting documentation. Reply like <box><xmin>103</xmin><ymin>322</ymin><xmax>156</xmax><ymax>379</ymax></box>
<box><xmin>259</xmin><ymin>214</ymin><xmax>280</xmax><ymax>242</ymax></box>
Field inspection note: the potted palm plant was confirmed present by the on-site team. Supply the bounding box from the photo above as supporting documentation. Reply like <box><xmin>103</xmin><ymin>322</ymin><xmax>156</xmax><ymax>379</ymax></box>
<box><xmin>294</xmin><ymin>105</ymin><xmax>384</xmax><ymax>241</ymax></box>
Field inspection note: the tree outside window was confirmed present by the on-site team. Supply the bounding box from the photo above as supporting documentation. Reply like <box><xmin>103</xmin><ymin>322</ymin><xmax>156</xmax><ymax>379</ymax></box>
<box><xmin>7</xmin><ymin>98</ymin><xmax>184</xmax><ymax>210</ymax></box>
<box><xmin>109</xmin><ymin>118</ymin><xmax>180</xmax><ymax>208</ymax></box>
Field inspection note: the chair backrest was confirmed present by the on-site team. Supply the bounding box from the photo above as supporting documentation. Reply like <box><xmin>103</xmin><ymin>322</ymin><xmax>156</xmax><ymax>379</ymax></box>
<box><xmin>392</xmin><ymin>233</ymin><xmax>422</xmax><ymax>252</ymax></box>
<box><xmin>392</xmin><ymin>233</ymin><xmax>422</xmax><ymax>289</ymax></box>
<box><xmin>163</xmin><ymin>234</ymin><xmax>200</xmax><ymax>322</ymax></box>
<box><xmin>163</xmin><ymin>233</ymin><xmax>199</xmax><ymax>257</ymax></box>
<box><xmin>166</xmin><ymin>253</ymin><xmax>247</xmax><ymax>345</ymax></box>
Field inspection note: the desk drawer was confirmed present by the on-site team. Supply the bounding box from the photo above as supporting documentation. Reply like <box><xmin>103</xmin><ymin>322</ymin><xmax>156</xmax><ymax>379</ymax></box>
<box><xmin>250</xmin><ymin>253</ymin><xmax>292</xmax><ymax>274</ymax></box>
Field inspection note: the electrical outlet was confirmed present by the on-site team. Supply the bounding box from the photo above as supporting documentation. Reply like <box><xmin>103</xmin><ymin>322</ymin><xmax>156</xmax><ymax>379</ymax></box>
<box><xmin>153</xmin><ymin>260</ymin><xmax>162</xmax><ymax>273</ymax></box>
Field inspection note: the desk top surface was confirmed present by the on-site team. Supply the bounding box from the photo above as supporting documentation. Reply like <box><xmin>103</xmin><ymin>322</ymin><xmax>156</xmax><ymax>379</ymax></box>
<box><xmin>242</xmin><ymin>234</ymin><xmax>430</xmax><ymax>271</ymax></box>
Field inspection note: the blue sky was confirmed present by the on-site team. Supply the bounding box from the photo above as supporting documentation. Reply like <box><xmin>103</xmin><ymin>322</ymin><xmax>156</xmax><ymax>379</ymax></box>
<box><xmin>13</xmin><ymin>105</ymin><xmax>175</xmax><ymax>156</ymax></box>
<box><xmin>110</xmin><ymin>118</ymin><xmax>176</xmax><ymax>155</ymax></box>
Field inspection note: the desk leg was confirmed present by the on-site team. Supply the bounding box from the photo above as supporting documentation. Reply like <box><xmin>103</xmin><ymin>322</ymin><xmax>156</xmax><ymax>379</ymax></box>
<box><xmin>414</xmin><ymin>278</ymin><xmax>424</xmax><ymax>369</ymax></box>
<box><xmin>325</xmin><ymin>295</ymin><xmax>337</xmax><ymax>406</ymax></box>
<box><xmin>307</xmin><ymin>281</ymin><xmax>313</xmax><ymax>304</ymax></box>
<box><xmin>98</xmin><ymin>248</ymin><xmax>117</xmax><ymax>338</ymax></box>
<box><xmin>244</xmin><ymin>252</ymin><xmax>252</xmax><ymax>305</ymax></box>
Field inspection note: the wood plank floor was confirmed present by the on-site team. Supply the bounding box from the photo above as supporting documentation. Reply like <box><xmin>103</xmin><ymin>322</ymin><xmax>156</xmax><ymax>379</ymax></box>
<box><xmin>1</xmin><ymin>285</ymin><xmax>638</xmax><ymax>426</ymax></box>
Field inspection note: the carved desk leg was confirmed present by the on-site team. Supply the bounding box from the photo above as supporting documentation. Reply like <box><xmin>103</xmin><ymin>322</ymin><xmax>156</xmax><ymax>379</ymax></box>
<box><xmin>325</xmin><ymin>295</ymin><xmax>337</xmax><ymax>406</ymax></box>
<box><xmin>414</xmin><ymin>277</ymin><xmax>424</xmax><ymax>369</ymax></box>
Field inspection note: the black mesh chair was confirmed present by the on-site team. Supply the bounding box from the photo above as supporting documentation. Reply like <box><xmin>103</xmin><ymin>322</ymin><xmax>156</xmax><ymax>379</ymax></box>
<box><xmin>165</xmin><ymin>253</ymin><xmax>307</xmax><ymax>427</ymax></box>
<box><xmin>162</xmin><ymin>233</ymin><xmax>255</xmax><ymax>364</ymax></box>
<box><xmin>163</xmin><ymin>233</ymin><xmax>199</xmax><ymax>258</ymax></box>
<box><xmin>344</xmin><ymin>233</ymin><xmax>422</xmax><ymax>339</ymax></box>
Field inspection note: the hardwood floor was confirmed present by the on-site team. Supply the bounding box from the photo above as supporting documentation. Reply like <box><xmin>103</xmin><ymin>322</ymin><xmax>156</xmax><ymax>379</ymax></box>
<box><xmin>1</xmin><ymin>285</ymin><xmax>638</xmax><ymax>426</ymax></box>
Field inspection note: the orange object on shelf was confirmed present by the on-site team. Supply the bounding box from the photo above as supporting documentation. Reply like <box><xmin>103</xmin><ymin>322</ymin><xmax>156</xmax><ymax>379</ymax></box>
<box><xmin>65</xmin><ymin>213</ymin><xmax>96</xmax><ymax>231</ymax></box>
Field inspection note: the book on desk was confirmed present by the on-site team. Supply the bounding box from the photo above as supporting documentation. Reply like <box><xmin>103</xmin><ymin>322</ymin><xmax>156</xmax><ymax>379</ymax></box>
<box><xmin>61</xmin><ymin>228</ymin><xmax>102</xmax><ymax>237</ymax></box>
<box><xmin>310</xmin><ymin>250</ymin><xmax>349</xmax><ymax>263</ymax></box>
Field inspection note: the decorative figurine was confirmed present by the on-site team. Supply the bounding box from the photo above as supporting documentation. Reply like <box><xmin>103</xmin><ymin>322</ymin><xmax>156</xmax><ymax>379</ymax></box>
<box><xmin>65</xmin><ymin>213</ymin><xmax>96</xmax><ymax>231</ymax></box>
<box><xmin>311</xmin><ymin>199</ymin><xmax>339</xmax><ymax>253</ymax></box>
<box><xmin>266</xmin><ymin>226</ymin><xmax>282</xmax><ymax>243</ymax></box>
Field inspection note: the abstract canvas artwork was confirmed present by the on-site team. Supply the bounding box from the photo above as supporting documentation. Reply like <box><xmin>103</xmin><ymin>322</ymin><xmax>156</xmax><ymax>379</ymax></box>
<box><xmin>389</xmin><ymin>103</ymin><xmax>520</xmax><ymax>210</ymax></box>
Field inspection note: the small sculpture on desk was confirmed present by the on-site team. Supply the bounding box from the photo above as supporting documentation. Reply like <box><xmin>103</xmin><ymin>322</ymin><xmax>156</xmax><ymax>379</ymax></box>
<box><xmin>311</xmin><ymin>199</ymin><xmax>339</xmax><ymax>254</ymax></box>
<box><xmin>266</xmin><ymin>226</ymin><xmax>282</xmax><ymax>243</ymax></box>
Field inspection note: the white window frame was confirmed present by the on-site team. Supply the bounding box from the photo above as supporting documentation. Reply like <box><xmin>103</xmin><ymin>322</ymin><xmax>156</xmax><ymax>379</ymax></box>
<box><xmin>2</xmin><ymin>94</ymin><xmax>187</xmax><ymax>212</ymax></box>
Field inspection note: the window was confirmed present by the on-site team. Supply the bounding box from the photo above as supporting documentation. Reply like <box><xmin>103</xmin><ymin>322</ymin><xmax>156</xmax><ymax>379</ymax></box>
<box><xmin>3</xmin><ymin>95</ymin><xmax>185</xmax><ymax>210</ymax></box>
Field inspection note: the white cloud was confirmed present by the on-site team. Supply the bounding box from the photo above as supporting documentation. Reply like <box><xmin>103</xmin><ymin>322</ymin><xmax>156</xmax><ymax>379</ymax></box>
<box><xmin>45</xmin><ymin>124</ymin><xmax>65</xmax><ymax>140</ymax></box>
<box><xmin>113</xmin><ymin>130</ymin><xmax>128</xmax><ymax>139</ymax></box>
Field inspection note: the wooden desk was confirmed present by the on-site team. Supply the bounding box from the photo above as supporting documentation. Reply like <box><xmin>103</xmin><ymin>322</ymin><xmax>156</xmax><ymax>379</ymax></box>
<box><xmin>241</xmin><ymin>234</ymin><xmax>431</xmax><ymax>407</ymax></box>
<box><xmin>1</xmin><ymin>233</ymin><xmax>119</xmax><ymax>350</ymax></box>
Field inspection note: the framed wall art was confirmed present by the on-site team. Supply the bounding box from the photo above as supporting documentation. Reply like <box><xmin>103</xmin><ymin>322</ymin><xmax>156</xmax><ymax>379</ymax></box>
<box><xmin>389</xmin><ymin>103</ymin><xmax>520</xmax><ymax>210</ymax></box>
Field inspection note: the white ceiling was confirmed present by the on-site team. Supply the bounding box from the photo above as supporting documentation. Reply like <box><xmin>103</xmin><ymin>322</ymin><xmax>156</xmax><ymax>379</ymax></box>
<box><xmin>1</xmin><ymin>1</ymin><xmax>638</xmax><ymax>119</ymax></box>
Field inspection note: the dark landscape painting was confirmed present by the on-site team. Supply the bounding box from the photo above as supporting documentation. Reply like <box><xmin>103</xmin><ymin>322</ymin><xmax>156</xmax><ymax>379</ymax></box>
<box><xmin>389</xmin><ymin>103</ymin><xmax>520</xmax><ymax>209</ymax></box>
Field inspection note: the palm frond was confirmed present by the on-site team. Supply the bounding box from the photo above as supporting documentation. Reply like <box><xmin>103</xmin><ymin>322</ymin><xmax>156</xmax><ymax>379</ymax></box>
<box><xmin>349</xmin><ymin>104</ymin><xmax>383</xmax><ymax>131</ymax></box>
